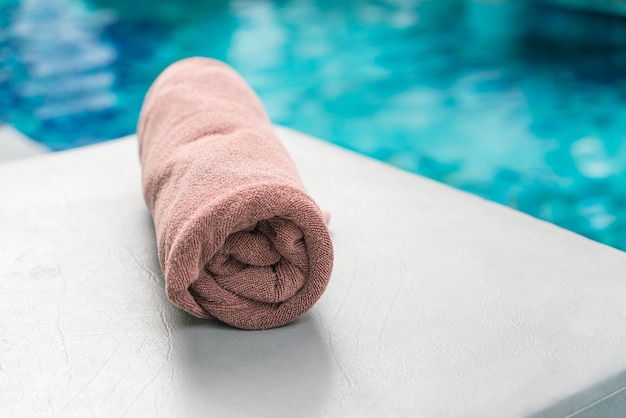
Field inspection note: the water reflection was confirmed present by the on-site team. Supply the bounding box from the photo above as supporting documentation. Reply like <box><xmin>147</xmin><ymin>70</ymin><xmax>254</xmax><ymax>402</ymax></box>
<box><xmin>3</xmin><ymin>0</ymin><xmax>118</xmax><ymax>149</ymax></box>
<box><xmin>1</xmin><ymin>0</ymin><xmax>235</xmax><ymax>149</ymax></box>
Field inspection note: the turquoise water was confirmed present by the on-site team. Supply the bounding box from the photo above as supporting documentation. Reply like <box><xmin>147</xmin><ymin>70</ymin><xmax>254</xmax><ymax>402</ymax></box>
<box><xmin>1</xmin><ymin>0</ymin><xmax>626</xmax><ymax>250</ymax></box>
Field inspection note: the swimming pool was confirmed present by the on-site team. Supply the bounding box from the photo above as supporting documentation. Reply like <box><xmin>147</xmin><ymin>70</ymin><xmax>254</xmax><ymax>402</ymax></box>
<box><xmin>1</xmin><ymin>0</ymin><xmax>625</xmax><ymax>251</ymax></box>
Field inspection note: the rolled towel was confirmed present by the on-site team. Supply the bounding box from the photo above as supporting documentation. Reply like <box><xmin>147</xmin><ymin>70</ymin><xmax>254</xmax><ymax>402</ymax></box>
<box><xmin>137</xmin><ymin>57</ymin><xmax>334</xmax><ymax>330</ymax></box>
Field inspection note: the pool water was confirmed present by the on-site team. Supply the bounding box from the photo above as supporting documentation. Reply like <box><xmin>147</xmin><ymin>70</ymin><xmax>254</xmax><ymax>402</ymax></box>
<box><xmin>1</xmin><ymin>0</ymin><xmax>626</xmax><ymax>251</ymax></box>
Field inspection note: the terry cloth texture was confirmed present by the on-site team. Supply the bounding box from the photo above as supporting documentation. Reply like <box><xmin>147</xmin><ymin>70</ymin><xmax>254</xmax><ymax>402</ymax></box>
<box><xmin>137</xmin><ymin>57</ymin><xmax>334</xmax><ymax>330</ymax></box>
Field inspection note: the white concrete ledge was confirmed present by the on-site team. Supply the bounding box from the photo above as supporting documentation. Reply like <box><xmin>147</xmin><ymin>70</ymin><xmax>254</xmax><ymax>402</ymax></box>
<box><xmin>0</xmin><ymin>125</ymin><xmax>48</xmax><ymax>162</ymax></box>
<box><xmin>0</xmin><ymin>126</ymin><xmax>625</xmax><ymax>417</ymax></box>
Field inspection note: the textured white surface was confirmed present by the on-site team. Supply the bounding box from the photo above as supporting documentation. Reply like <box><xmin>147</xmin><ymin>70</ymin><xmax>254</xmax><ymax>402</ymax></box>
<box><xmin>0</xmin><ymin>125</ymin><xmax>48</xmax><ymax>162</ymax></box>
<box><xmin>0</xmin><ymin>126</ymin><xmax>625</xmax><ymax>417</ymax></box>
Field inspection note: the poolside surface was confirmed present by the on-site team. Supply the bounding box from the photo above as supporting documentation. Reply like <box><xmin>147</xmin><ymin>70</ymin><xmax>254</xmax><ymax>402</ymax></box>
<box><xmin>1</xmin><ymin>127</ymin><xmax>625</xmax><ymax>417</ymax></box>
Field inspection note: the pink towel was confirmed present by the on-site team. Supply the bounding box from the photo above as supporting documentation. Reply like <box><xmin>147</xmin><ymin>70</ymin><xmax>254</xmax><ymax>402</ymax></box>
<box><xmin>137</xmin><ymin>57</ymin><xmax>334</xmax><ymax>330</ymax></box>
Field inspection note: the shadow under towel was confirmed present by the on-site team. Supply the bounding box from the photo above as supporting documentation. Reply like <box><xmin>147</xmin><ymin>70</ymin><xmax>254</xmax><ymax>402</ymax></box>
<box><xmin>137</xmin><ymin>57</ymin><xmax>334</xmax><ymax>330</ymax></box>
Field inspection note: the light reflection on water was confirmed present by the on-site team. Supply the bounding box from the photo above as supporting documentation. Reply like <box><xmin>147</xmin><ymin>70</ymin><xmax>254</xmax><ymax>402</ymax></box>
<box><xmin>1</xmin><ymin>0</ymin><xmax>625</xmax><ymax>250</ymax></box>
